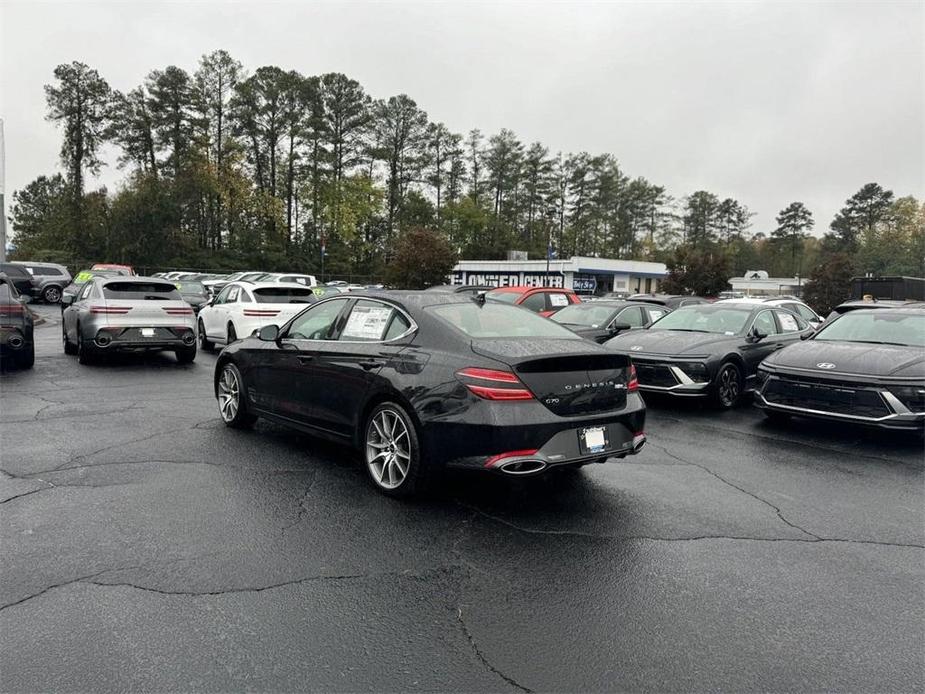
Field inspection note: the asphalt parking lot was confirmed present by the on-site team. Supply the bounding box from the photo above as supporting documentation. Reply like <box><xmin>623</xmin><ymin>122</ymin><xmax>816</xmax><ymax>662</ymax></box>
<box><xmin>2</xmin><ymin>304</ymin><xmax>923</xmax><ymax>692</ymax></box>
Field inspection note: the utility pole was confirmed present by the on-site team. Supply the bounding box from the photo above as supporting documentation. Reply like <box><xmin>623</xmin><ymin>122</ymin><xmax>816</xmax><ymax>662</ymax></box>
<box><xmin>0</xmin><ymin>118</ymin><xmax>6</xmax><ymax>262</ymax></box>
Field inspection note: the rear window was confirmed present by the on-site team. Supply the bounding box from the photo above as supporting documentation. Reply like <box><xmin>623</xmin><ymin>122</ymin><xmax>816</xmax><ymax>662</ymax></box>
<box><xmin>485</xmin><ymin>290</ymin><xmax>519</xmax><ymax>304</ymax></box>
<box><xmin>102</xmin><ymin>282</ymin><xmax>182</xmax><ymax>301</ymax></box>
<box><xmin>33</xmin><ymin>266</ymin><xmax>64</xmax><ymax>276</ymax></box>
<box><xmin>176</xmin><ymin>281</ymin><xmax>207</xmax><ymax>293</ymax></box>
<box><xmin>253</xmin><ymin>287</ymin><xmax>316</xmax><ymax>304</ymax></box>
<box><xmin>429</xmin><ymin>303</ymin><xmax>580</xmax><ymax>339</ymax></box>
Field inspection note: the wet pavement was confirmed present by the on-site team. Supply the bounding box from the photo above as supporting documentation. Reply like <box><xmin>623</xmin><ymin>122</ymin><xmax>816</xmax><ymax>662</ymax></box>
<box><xmin>2</xmin><ymin>304</ymin><xmax>923</xmax><ymax>692</ymax></box>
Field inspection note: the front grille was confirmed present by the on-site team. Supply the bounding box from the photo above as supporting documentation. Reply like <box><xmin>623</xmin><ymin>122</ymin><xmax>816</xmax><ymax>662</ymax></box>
<box><xmin>764</xmin><ymin>375</ymin><xmax>890</xmax><ymax>418</ymax></box>
<box><xmin>634</xmin><ymin>362</ymin><xmax>679</xmax><ymax>388</ymax></box>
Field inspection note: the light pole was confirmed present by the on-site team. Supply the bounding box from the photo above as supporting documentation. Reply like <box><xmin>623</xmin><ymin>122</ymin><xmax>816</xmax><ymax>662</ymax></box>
<box><xmin>0</xmin><ymin>118</ymin><xmax>6</xmax><ymax>262</ymax></box>
<box><xmin>545</xmin><ymin>206</ymin><xmax>556</xmax><ymax>287</ymax></box>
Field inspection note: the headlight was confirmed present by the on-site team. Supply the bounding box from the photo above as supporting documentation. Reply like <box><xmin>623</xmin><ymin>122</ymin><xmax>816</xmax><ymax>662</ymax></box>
<box><xmin>889</xmin><ymin>386</ymin><xmax>925</xmax><ymax>412</ymax></box>
<box><xmin>676</xmin><ymin>362</ymin><xmax>708</xmax><ymax>380</ymax></box>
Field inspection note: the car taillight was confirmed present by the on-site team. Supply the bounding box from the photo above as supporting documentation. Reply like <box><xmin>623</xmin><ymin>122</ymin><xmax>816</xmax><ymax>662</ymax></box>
<box><xmin>0</xmin><ymin>304</ymin><xmax>24</xmax><ymax>316</ymax></box>
<box><xmin>163</xmin><ymin>307</ymin><xmax>194</xmax><ymax>316</ymax></box>
<box><xmin>90</xmin><ymin>305</ymin><xmax>131</xmax><ymax>314</ymax></box>
<box><xmin>242</xmin><ymin>309</ymin><xmax>280</xmax><ymax>317</ymax></box>
<box><xmin>455</xmin><ymin>367</ymin><xmax>534</xmax><ymax>401</ymax></box>
<box><xmin>627</xmin><ymin>364</ymin><xmax>639</xmax><ymax>392</ymax></box>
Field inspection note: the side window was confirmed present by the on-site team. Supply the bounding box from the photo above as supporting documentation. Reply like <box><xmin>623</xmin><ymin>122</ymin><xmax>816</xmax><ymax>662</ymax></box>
<box><xmin>616</xmin><ymin>306</ymin><xmax>646</xmax><ymax>327</ymax></box>
<box><xmin>239</xmin><ymin>289</ymin><xmax>253</xmax><ymax>303</ymax></box>
<box><xmin>752</xmin><ymin>310</ymin><xmax>778</xmax><ymax>336</ymax></box>
<box><xmin>78</xmin><ymin>282</ymin><xmax>95</xmax><ymax>301</ymax></box>
<box><xmin>775</xmin><ymin>310</ymin><xmax>806</xmax><ymax>333</ymax></box>
<box><xmin>341</xmin><ymin>300</ymin><xmax>400</xmax><ymax>341</ymax></box>
<box><xmin>384</xmin><ymin>312</ymin><xmax>412</xmax><ymax>341</ymax></box>
<box><xmin>214</xmin><ymin>286</ymin><xmax>232</xmax><ymax>305</ymax></box>
<box><xmin>792</xmin><ymin>303</ymin><xmax>818</xmax><ymax>321</ymax></box>
<box><xmin>520</xmin><ymin>293</ymin><xmax>548</xmax><ymax>312</ymax></box>
<box><xmin>287</xmin><ymin>299</ymin><xmax>349</xmax><ymax>340</ymax></box>
<box><xmin>646</xmin><ymin>307</ymin><xmax>668</xmax><ymax>323</ymax></box>
<box><xmin>226</xmin><ymin>286</ymin><xmax>240</xmax><ymax>303</ymax></box>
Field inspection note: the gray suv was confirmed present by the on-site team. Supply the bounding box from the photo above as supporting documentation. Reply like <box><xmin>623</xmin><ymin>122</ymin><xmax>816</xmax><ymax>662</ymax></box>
<box><xmin>10</xmin><ymin>261</ymin><xmax>72</xmax><ymax>303</ymax></box>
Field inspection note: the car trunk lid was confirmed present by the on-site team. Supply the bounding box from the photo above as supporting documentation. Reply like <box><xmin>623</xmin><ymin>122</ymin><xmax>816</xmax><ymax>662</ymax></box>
<box><xmin>471</xmin><ymin>339</ymin><xmax>632</xmax><ymax>416</ymax></box>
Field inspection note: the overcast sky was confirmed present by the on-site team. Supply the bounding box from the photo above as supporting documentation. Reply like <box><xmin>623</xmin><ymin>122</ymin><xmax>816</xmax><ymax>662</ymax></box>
<box><xmin>2</xmin><ymin>0</ymin><xmax>922</xmax><ymax>235</ymax></box>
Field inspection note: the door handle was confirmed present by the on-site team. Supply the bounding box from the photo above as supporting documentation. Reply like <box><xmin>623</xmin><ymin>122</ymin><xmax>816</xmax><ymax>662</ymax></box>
<box><xmin>297</xmin><ymin>355</ymin><xmax>314</xmax><ymax>364</ymax></box>
<box><xmin>359</xmin><ymin>359</ymin><xmax>384</xmax><ymax>371</ymax></box>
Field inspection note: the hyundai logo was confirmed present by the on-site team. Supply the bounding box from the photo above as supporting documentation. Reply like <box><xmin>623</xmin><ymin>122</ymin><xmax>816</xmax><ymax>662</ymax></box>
<box><xmin>816</xmin><ymin>362</ymin><xmax>837</xmax><ymax>370</ymax></box>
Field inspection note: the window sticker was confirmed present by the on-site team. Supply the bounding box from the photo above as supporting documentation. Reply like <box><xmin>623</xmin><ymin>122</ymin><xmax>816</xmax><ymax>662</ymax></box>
<box><xmin>549</xmin><ymin>293</ymin><xmax>569</xmax><ymax>307</ymax></box>
<box><xmin>342</xmin><ymin>305</ymin><xmax>393</xmax><ymax>340</ymax></box>
<box><xmin>75</xmin><ymin>271</ymin><xmax>94</xmax><ymax>283</ymax></box>
<box><xmin>778</xmin><ymin>313</ymin><xmax>800</xmax><ymax>332</ymax></box>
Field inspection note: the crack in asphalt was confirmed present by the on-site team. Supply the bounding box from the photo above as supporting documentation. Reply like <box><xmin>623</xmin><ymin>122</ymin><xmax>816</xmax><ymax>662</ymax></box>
<box><xmin>645</xmin><ymin>442</ymin><xmax>822</xmax><ymax>541</ymax></box>
<box><xmin>1</xmin><ymin>403</ymin><xmax>147</xmax><ymax>424</ymax></box>
<box><xmin>456</xmin><ymin>606</ymin><xmax>534</xmax><ymax>693</ymax></box>
<box><xmin>456</xmin><ymin>501</ymin><xmax>924</xmax><ymax>549</ymax></box>
<box><xmin>280</xmin><ymin>474</ymin><xmax>318</xmax><ymax>534</ymax></box>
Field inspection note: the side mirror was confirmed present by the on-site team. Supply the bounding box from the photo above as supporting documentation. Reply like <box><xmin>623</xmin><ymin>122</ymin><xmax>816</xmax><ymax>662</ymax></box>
<box><xmin>257</xmin><ymin>324</ymin><xmax>279</xmax><ymax>342</ymax></box>
<box><xmin>19</xmin><ymin>294</ymin><xmax>32</xmax><ymax>304</ymax></box>
<box><xmin>746</xmin><ymin>326</ymin><xmax>767</xmax><ymax>343</ymax></box>
<box><xmin>60</xmin><ymin>294</ymin><xmax>74</xmax><ymax>306</ymax></box>
<box><xmin>609</xmin><ymin>321</ymin><xmax>632</xmax><ymax>334</ymax></box>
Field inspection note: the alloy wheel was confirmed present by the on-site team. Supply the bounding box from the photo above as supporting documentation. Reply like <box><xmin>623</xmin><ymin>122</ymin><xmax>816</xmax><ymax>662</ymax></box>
<box><xmin>717</xmin><ymin>365</ymin><xmax>740</xmax><ymax>406</ymax></box>
<box><xmin>218</xmin><ymin>366</ymin><xmax>240</xmax><ymax>422</ymax></box>
<box><xmin>365</xmin><ymin>408</ymin><xmax>411</xmax><ymax>490</ymax></box>
<box><xmin>44</xmin><ymin>286</ymin><xmax>61</xmax><ymax>303</ymax></box>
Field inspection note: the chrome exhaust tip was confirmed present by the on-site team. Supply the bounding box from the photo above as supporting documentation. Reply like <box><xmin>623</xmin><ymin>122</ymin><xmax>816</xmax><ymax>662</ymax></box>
<box><xmin>498</xmin><ymin>459</ymin><xmax>547</xmax><ymax>475</ymax></box>
<box><xmin>631</xmin><ymin>433</ymin><xmax>647</xmax><ymax>454</ymax></box>
<box><xmin>7</xmin><ymin>335</ymin><xmax>23</xmax><ymax>349</ymax></box>
<box><xmin>181</xmin><ymin>332</ymin><xmax>196</xmax><ymax>345</ymax></box>
<box><xmin>95</xmin><ymin>334</ymin><xmax>112</xmax><ymax>347</ymax></box>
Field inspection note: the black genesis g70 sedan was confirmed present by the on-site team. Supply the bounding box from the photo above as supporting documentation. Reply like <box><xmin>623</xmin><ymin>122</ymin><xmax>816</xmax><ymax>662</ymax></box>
<box><xmin>755</xmin><ymin>307</ymin><xmax>925</xmax><ymax>431</ymax></box>
<box><xmin>213</xmin><ymin>292</ymin><xmax>647</xmax><ymax>496</ymax></box>
<box><xmin>605</xmin><ymin>302</ymin><xmax>814</xmax><ymax>407</ymax></box>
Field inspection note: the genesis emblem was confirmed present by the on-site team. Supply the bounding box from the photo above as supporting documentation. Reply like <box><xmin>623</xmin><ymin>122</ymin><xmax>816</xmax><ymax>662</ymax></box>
<box><xmin>816</xmin><ymin>362</ymin><xmax>836</xmax><ymax>370</ymax></box>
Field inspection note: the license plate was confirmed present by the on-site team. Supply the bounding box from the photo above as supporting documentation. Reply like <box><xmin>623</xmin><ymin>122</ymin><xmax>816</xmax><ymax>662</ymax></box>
<box><xmin>141</xmin><ymin>328</ymin><xmax>155</xmax><ymax>338</ymax></box>
<box><xmin>580</xmin><ymin>426</ymin><xmax>607</xmax><ymax>453</ymax></box>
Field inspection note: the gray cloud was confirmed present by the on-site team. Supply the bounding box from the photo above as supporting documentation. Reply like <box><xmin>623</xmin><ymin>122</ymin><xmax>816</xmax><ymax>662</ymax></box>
<box><xmin>2</xmin><ymin>0</ymin><xmax>922</xmax><ymax>234</ymax></box>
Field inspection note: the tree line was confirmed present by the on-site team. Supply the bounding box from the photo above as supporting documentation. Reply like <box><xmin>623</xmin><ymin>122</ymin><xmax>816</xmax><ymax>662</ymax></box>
<box><xmin>9</xmin><ymin>53</ymin><xmax>924</xmax><ymax>304</ymax></box>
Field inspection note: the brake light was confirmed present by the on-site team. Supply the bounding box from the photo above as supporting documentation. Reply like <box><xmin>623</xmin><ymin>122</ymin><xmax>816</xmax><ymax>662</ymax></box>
<box><xmin>627</xmin><ymin>364</ymin><xmax>639</xmax><ymax>392</ymax></box>
<box><xmin>484</xmin><ymin>449</ymin><xmax>539</xmax><ymax>468</ymax></box>
<box><xmin>455</xmin><ymin>367</ymin><xmax>534</xmax><ymax>401</ymax></box>
<box><xmin>242</xmin><ymin>309</ymin><xmax>280</xmax><ymax>317</ymax></box>
<box><xmin>90</xmin><ymin>305</ymin><xmax>131</xmax><ymax>314</ymax></box>
<box><xmin>163</xmin><ymin>307</ymin><xmax>194</xmax><ymax>316</ymax></box>
<box><xmin>0</xmin><ymin>304</ymin><xmax>24</xmax><ymax>316</ymax></box>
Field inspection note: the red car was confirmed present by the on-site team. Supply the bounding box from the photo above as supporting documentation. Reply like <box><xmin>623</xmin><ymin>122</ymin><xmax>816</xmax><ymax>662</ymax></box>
<box><xmin>485</xmin><ymin>286</ymin><xmax>581</xmax><ymax>317</ymax></box>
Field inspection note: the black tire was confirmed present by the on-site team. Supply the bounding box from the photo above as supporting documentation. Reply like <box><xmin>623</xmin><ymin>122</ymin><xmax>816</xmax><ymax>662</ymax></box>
<box><xmin>63</xmin><ymin>323</ymin><xmax>77</xmax><ymax>355</ymax></box>
<box><xmin>43</xmin><ymin>285</ymin><xmax>62</xmax><ymax>304</ymax></box>
<box><xmin>76</xmin><ymin>327</ymin><xmax>97</xmax><ymax>365</ymax></box>
<box><xmin>362</xmin><ymin>401</ymin><xmax>430</xmax><ymax>497</ymax></box>
<box><xmin>175</xmin><ymin>345</ymin><xmax>197</xmax><ymax>364</ymax></box>
<box><xmin>216</xmin><ymin>362</ymin><xmax>257</xmax><ymax>429</ymax></box>
<box><xmin>763</xmin><ymin>409</ymin><xmax>791</xmax><ymax>424</ymax></box>
<box><xmin>17</xmin><ymin>344</ymin><xmax>35</xmax><ymax>370</ymax></box>
<box><xmin>711</xmin><ymin>361</ymin><xmax>743</xmax><ymax>408</ymax></box>
<box><xmin>227</xmin><ymin>323</ymin><xmax>237</xmax><ymax>344</ymax></box>
<box><xmin>198</xmin><ymin>319</ymin><xmax>214</xmax><ymax>351</ymax></box>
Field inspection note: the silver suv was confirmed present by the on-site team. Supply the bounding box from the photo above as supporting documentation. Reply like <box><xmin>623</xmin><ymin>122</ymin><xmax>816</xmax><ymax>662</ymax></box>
<box><xmin>10</xmin><ymin>261</ymin><xmax>72</xmax><ymax>303</ymax></box>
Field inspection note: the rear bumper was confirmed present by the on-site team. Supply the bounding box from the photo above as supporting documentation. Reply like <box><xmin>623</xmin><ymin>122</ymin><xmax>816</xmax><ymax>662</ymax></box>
<box><xmin>0</xmin><ymin>326</ymin><xmax>31</xmax><ymax>351</ymax></box>
<box><xmin>88</xmin><ymin>325</ymin><xmax>196</xmax><ymax>351</ymax></box>
<box><xmin>425</xmin><ymin>394</ymin><xmax>647</xmax><ymax>472</ymax></box>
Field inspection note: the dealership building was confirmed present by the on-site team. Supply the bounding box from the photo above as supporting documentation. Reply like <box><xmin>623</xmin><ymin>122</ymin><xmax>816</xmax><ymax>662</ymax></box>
<box><xmin>450</xmin><ymin>256</ymin><xmax>668</xmax><ymax>295</ymax></box>
<box><xmin>728</xmin><ymin>270</ymin><xmax>804</xmax><ymax>297</ymax></box>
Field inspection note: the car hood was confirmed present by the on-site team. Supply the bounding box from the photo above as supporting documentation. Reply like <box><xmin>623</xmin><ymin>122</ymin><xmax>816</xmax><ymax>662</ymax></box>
<box><xmin>764</xmin><ymin>340</ymin><xmax>925</xmax><ymax>378</ymax></box>
<box><xmin>605</xmin><ymin>329</ymin><xmax>738</xmax><ymax>356</ymax></box>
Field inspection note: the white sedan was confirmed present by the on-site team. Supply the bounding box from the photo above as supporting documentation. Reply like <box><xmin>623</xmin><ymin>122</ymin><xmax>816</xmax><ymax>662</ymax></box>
<box><xmin>197</xmin><ymin>282</ymin><xmax>317</xmax><ymax>349</ymax></box>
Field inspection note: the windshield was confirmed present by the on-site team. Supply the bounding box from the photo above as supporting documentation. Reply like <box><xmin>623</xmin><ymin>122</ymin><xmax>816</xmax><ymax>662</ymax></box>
<box><xmin>176</xmin><ymin>281</ymin><xmax>206</xmax><ymax>294</ymax></box>
<box><xmin>814</xmin><ymin>311</ymin><xmax>925</xmax><ymax>347</ymax></box>
<box><xmin>484</xmin><ymin>290</ymin><xmax>520</xmax><ymax>304</ymax></box>
<box><xmin>551</xmin><ymin>303</ymin><xmax>617</xmax><ymax>327</ymax></box>
<box><xmin>430</xmin><ymin>302</ymin><xmax>580</xmax><ymax>339</ymax></box>
<box><xmin>253</xmin><ymin>287</ymin><xmax>316</xmax><ymax>304</ymax></box>
<box><xmin>649</xmin><ymin>305</ymin><xmax>751</xmax><ymax>335</ymax></box>
<box><xmin>102</xmin><ymin>282</ymin><xmax>182</xmax><ymax>301</ymax></box>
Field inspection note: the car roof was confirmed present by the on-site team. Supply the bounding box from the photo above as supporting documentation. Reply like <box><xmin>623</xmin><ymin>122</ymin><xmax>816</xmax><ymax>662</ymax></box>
<box><xmin>715</xmin><ymin>297</ymin><xmax>802</xmax><ymax>304</ymax></box>
<box><xmin>841</xmin><ymin>307</ymin><xmax>925</xmax><ymax>317</ymax></box>
<box><xmin>233</xmin><ymin>281</ymin><xmax>316</xmax><ymax>290</ymax></box>
<box><xmin>97</xmin><ymin>275</ymin><xmax>176</xmax><ymax>285</ymax></box>
<box><xmin>487</xmin><ymin>286</ymin><xmax>571</xmax><ymax>293</ymax></box>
